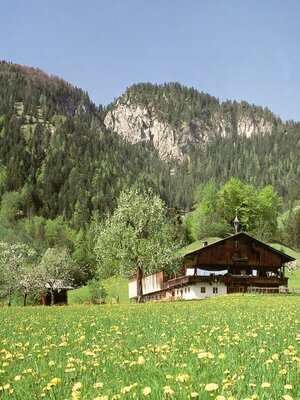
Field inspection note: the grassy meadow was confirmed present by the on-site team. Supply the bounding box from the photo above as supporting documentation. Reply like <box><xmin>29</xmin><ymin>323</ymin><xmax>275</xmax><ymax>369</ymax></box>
<box><xmin>0</xmin><ymin>295</ymin><xmax>299</xmax><ymax>399</ymax></box>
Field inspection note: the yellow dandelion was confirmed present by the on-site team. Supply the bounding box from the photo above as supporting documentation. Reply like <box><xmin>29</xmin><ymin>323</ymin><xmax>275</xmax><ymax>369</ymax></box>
<box><xmin>284</xmin><ymin>384</ymin><xmax>293</xmax><ymax>390</ymax></box>
<box><xmin>138</xmin><ymin>356</ymin><xmax>146</xmax><ymax>365</ymax></box>
<box><xmin>121</xmin><ymin>384</ymin><xmax>137</xmax><ymax>394</ymax></box>
<box><xmin>279</xmin><ymin>368</ymin><xmax>287</xmax><ymax>375</ymax></box>
<box><xmin>72</xmin><ymin>382</ymin><xmax>82</xmax><ymax>391</ymax></box>
<box><xmin>14</xmin><ymin>375</ymin><xmax>21</xmax><ymax>381</ymax></box>
<box><xmin>93</xmin><ymin>397</ymin><xmax>108</xmax><ymax>400</ymax></box>
<box><xmin>204</xmin><ymin>383</ymin><xmax>219</xmax><ymax>391</ymax></box>
<box><xmin>215</xmin><ymin>396</ymin><xmax>226</xmax><ymax>400</ymax></box>
<box><xmin>176</xmin><ymin>373</ymin><xmax>190</xmax><ymax>382</ymax></box>
<box><xmin>261</xmin><ymin>382</ymin><xmax>271</xmax><ymax>388</ymax></box>
<box><xmin>65</xmin><ymin>368</ymin><xmax>76</xmax><ymax>373</ymax></box>
<box><xmin>93</xmin><ymin>382</ymin><xmax>104</xmax><ymax>389</ymax></box>
<box><xmin>142</xmin><ymin>387</ymin><xmax>151</xmax><ymax>396</ymax></box>
<box><xmin>283</xmin><ymin>395</ymin><xmax>293</xmax><ymax>400</ymax></box>
<box><xmin>163</xmin><ymin>386</ymin><xmax>175</xmax><ymax>395</ymax></box>
<box><xmin>49</xmin><ymin>377</ymin><xmax>61</xmax><ymax>386</ymax></box>
<box><xmin>190</xmin><ymin>392</ymin><xmax>199</xmax><ymax>398</ymax></box>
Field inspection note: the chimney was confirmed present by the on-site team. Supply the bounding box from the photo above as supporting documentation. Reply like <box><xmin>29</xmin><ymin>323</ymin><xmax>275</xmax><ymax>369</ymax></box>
<box><xmin>203</xmin><ymin>241</ymin><xmax>208</xmax><ymax>247</ymax></box>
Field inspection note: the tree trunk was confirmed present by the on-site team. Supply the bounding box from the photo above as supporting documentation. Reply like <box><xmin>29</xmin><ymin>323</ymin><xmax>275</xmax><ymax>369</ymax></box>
<box><xmin>50</xmin><ymin>288</ymin><xmax>55</xmax><ymax>306</ymax></box>
<box><xmin>7</xmin><ymin>288</ymin><xmax>12</xmax><ymax>307</ymax></box>
<box><xmin>23</xmin><ymin>293</ymin><xmax>28</xmax><ymax>307</ymax></box>
<box><xmin>136</xmin><ymin>265</ymin><xmax>143</xmax><ymax>302</ymax></box>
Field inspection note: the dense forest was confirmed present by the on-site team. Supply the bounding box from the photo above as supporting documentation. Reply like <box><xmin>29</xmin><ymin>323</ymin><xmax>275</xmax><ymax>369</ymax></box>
<box><xmin>0</xmin><ymin>61</ymin><xmax>299</xmax><ymax>300</ymax></box>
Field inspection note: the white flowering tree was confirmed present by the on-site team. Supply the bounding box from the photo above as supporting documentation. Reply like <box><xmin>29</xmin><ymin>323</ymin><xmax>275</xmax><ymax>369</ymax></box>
<box><xmin>94</xmin><ymin>188</ymin><xmax>186</xmax><ymax>300</ymax></box>
<box><xmin>19</xmin><ymin>267</ymin><xmax>40</xmax><ymax>306</ymax></box>
<box><xmin>0</xmin><ymin>242</ymin><xmax>37</xmax><ymax>306</ymax></box>
<box><xmin>37</xmin><ymin>248</ymin><xmax>75</xmax><ymax>305</ymax></box>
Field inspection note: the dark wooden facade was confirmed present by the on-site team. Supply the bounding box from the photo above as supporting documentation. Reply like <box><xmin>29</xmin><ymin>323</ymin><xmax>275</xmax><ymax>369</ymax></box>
<box><xmin>182</xmin><ymin>232</ymin><xmax>293</xmax><ymax>293</ymax></box>
<box><xmin>40</xmin><ymin>289</ymin><xmax>68</xmax><ymax>306</ymax></box>
<box><xmin>185</xmin><ymin>233</ymin><xmax>293</xmax><ymax>270</ymax></box>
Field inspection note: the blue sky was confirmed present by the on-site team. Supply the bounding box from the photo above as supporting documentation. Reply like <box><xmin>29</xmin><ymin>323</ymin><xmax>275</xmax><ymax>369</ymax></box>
<box><xmin>1</xmin><ymin>0</ymin><xmax>300</xmax><ymax>121</ymax></box>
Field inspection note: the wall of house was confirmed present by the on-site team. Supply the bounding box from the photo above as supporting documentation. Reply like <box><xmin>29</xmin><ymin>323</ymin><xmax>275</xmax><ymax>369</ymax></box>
<box><xmin>142</xmin><ymin>271</ymin><xmax>164</xmax><ymax>295</ymax></box>
<box><xmin>128</xmin><ymin>271</ymin><xmax>164</xmax><ymax>299</ymax></box>
<box><xmin>128</xmin><ymin>279</ymin><xmax>137</xmax><ymax>299</ymax></box>
<box><xmin>173</xmin><ymin>283</ymin><xmax>227</xmax><ymax>300</ymax></box>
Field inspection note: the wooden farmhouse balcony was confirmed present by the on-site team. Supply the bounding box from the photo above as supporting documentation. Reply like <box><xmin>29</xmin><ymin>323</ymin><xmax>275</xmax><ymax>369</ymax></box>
<box><xmin>161</xmin><ymin>274</ymin><xmax>288</xmax><ymax>290</ymax></box>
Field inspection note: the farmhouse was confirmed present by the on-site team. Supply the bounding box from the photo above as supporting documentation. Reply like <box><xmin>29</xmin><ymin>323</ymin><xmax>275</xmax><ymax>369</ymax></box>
<box><xmin>129</xmin><ymin>232</ymin><xmax>295</xmax><ymax>301</ymax></box>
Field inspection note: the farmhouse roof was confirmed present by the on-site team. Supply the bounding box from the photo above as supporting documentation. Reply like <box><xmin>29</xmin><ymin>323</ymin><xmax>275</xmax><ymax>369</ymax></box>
<box><xmin>184</xmin><ymin>232</ymin><xmax>295</xmax><ymax>264</ymax></box>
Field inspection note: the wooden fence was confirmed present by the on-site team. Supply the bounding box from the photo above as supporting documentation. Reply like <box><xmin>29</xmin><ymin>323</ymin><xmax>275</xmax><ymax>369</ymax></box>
<box><xmin>248</xmin><ymin>286</ymin><xmax>300</xmax><ymax>294</ymax></box>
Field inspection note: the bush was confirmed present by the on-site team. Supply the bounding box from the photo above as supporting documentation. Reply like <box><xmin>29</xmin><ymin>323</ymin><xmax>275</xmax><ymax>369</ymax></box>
<box><xmin>87</xmin><ymin>279</ymin><xmax>107</xmax><ymax>304</ymax></box>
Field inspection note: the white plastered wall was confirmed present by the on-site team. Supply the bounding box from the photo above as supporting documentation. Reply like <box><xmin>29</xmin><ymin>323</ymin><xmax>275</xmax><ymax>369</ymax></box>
<box><xmin>174</xmin><ymin>282</ymin><xmax>227</xmax><ymax>300</ymax></box>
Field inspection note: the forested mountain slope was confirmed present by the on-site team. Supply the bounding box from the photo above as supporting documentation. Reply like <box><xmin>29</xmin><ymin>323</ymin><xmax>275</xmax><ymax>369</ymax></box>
<box><xmin>106</xmin><ymin>83</ymin><xmax>300</xmax><ymax>206</ymax></box>
<box><xmin>0</xmin><ymin>61</ymin><xmax>173</xmax><ymax>226</ymax></box>
<box><xmin>0</xmin><ymin>61</ymin><xmax>299</xmax><ymax>226</ymax></box>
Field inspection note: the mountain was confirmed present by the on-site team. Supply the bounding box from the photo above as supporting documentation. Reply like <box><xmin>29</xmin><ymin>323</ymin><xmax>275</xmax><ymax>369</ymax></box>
<box><xmin>0</xmin><ymin>61</ymin><xmax>299</xmax><ymax>228</ymax></box>
<box><xmin>105</xmin><ymin>82</ymin><xmax>300</xmax><ymax>205</ymax></box>
<box><xmin>104</xmin><ymin>82</ymin><xmax>279</xmax><ymax>160</ymax></box>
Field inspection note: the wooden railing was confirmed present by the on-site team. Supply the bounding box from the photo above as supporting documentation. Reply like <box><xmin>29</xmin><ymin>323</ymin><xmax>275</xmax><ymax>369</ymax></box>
<box><xmin>161</xmin><ymin>275</ymin><xmax>288</xmax><ymax>290</ymax></box>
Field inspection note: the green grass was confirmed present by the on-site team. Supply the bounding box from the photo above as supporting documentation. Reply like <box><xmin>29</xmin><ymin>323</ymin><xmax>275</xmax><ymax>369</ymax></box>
<box><xmin>270</xmin><ymin>242</ymin><xmax>300</xmax><ymax>288</ymax></box>
<box><xmin>180</xmin><ymin>237</ymin><xmax>221</xmax><ymax>255</ymax></box>
<box><xmin>0</xmin><ymin>296</ymin><xmax>299</xmax><ymax>399</ymax></box>
<box><xmin>68</xmin><ymin>276</ymin><xmax>129</xmax><ymax>304</ymax></box>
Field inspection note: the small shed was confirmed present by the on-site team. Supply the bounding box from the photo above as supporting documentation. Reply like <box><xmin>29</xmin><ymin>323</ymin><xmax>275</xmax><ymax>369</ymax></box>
<box><xmin>40</xmin><ymin>288</ymin><xmax>68</xmax><ymax>306</ymax></box>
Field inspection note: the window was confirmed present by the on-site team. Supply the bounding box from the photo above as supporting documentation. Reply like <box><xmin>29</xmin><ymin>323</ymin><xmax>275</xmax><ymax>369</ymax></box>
<box><xmin>201</xmin><ymin>287</ymin><xmax>206</xmax><ymax>293</ymax></box>
<box><xmin>213</xmin><ymin>287</ymin><xmax>218</xmax><ymax>294</ymax></box>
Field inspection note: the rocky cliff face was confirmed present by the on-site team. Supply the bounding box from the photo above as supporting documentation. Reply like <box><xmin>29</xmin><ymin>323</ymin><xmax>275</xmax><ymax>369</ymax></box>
<box><xmin>104</xmin><ymin>91</ymin><xmax>277</xmax><ymax>161</ymax></box>
<box><xmin>104</xmin><ymin>101</ymin><xmax>202</xmax><ymax>160</ymax></box>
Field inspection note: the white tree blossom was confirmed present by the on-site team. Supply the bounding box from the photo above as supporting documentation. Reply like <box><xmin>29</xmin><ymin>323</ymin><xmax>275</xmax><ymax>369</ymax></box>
<box><xmin>0</xmin><ymin>242</ymin><xmax>36</xmax><ymax>306</ymax></box>
<box><xmin>37</xmin><ymin>248</ymin><xmax>75</xmax><ymax>305</ymax></box>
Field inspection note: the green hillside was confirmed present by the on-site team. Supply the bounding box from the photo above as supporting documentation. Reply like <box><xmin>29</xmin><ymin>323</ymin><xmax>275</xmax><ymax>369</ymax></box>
<box><xmin>180</xmin><ymin>237</ymin><xmax>221</xmax><ymax>255</ymax></box>
<box><xmin>68</xmin><ymin>276</ymin><xmax>129</xmax><ymax>304</ymax></box>
<box><xmin>269</xmin><ymin>242</ymin><xmax>300</xmax><ymax>287</ymax></box>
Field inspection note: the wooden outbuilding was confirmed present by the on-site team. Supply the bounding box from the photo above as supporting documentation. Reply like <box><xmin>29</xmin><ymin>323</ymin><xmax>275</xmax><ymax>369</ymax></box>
<box><xmin>40</xmin><ymin>288</ymin><xmax>68</xmax><ymax>305</ymax></box>
<box><xmin>129</xmin><ymin>232</ymin><xmax>295</xmax><ymax>301</ymax></box>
